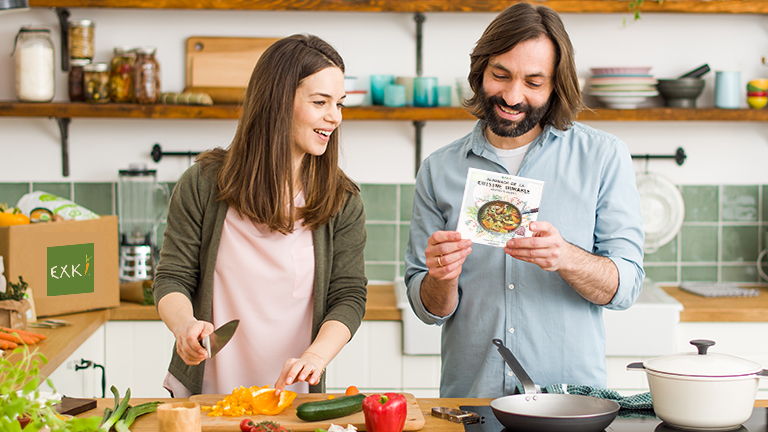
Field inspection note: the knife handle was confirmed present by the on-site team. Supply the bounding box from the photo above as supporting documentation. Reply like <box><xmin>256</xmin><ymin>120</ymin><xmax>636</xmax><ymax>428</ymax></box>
<box><xmin>200</xmin><ymin>335</ymin><xmax>212</xmax><ymax>358</ymax></box>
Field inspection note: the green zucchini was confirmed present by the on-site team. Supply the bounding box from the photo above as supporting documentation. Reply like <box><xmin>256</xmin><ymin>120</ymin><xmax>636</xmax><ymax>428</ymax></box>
<box><xmin>296</xmin><ymin>394</ymin><xmax>366</xmax><ymax>421</ymax></box>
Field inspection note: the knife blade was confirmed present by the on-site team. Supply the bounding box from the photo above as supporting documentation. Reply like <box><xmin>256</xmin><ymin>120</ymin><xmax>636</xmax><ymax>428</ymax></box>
<box><xmin>201</xmin><ymin>319</ymin><xmax>239</xmax><ymax>358</ymax></box>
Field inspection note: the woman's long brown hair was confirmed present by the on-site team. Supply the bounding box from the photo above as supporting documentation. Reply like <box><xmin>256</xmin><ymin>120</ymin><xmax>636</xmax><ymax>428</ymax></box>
<box><xmin>465</xmin><ymin>2</ymin><xmax>583</xmax><ymax>130</ymax></box>
<box><xmin>198</xmin><ymin>34</ymin><xmax>358</xmax><ymax>234</ymax></box>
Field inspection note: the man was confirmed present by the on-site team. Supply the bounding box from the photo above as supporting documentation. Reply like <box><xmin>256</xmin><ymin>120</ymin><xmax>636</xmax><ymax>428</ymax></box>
<box><xmin>404</xmin><ymin>2</ymin><xmax>644</xmax><ymax>398</ymax></box>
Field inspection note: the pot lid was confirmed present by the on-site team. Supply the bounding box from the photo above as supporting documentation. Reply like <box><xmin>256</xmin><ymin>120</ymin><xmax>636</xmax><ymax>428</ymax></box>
<box><xmin>644</xmin><ymin>340</ymin><xmax>762</xmax><ymax>377</ymax></box>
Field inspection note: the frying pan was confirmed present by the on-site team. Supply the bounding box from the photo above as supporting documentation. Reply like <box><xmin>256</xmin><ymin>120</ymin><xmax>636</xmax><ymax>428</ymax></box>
<box><xmin>490</xmin><ymin>339</ymin><xmax>620</xmax><ymax>432</ymax></box>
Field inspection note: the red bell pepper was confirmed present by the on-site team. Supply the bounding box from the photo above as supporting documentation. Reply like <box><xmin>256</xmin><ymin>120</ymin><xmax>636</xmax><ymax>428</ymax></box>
<box><xmin>362</xmin><ymin>393</ymin><xmax>407</xmax><ymax>432</ymax></box>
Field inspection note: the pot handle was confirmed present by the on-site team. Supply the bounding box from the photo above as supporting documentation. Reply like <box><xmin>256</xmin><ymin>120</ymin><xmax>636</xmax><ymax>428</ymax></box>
<box><xmin>626</xmin><ymin>362</ymin><xmax>646</xmax><ymax>372</ymax></box>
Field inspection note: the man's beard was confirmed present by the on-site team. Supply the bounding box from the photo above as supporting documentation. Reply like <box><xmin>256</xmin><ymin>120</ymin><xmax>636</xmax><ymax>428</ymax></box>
<box><xmin>480</xmin><ymin>94</ymin><xmax>549</xmax><ymax>138</ymax></box>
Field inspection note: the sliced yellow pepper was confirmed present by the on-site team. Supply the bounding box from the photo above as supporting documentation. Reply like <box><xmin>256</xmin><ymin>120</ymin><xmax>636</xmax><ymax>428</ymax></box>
<box><xmin>203</xmin><ymin>385</ymin><xmax>297</xmax><ymax>417</ymax></box>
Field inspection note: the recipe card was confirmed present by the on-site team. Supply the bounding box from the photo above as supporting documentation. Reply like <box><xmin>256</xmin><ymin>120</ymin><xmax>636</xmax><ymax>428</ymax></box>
<box><xmin>457</xmin><ymin>168</ymin><xmax>544</xmax><ymax>247</ymax></box>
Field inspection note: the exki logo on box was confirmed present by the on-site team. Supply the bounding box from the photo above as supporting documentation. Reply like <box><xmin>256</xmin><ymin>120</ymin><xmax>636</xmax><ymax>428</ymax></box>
<box><xmin>46</xmin><ymin>243</ymin><xmax>94</xmax><ymax>296</ymax></box>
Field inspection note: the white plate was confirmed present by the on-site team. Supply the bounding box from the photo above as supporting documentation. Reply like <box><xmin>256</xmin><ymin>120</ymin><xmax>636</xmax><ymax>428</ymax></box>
<box><xmin>636</xmin><ymin>172</ymin><xmax>685</xmax><ymax>253</ymax></box>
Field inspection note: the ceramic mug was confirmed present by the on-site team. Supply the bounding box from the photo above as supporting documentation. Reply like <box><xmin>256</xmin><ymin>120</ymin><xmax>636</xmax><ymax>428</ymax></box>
<box><xmin>384</xmin><ymin>84</ymin><xmax>406</xmax><ymax>107</ymax></box>
<box><xmin>370</xmin><ymin>74</ymin><xmax>395</xmax><ymax>105</ymax></box>
<box><xmin>395</xmin><ymin>76</ymin><xmax>414</xmax><ymax>106</ymax></box>
<box><xmin>714</xmin><ymin>71</ymin><xmax>741</xmax><ymax>109</ymax></box>
<box><xmin>414</xmin><ymin>76</ymin><xmax>438</xmax><ymax>107</ymax></box>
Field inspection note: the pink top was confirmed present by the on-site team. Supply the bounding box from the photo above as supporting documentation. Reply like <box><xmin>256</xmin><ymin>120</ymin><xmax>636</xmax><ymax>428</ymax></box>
<box><xmin>164</xmin><ymin>201</ymin><xmax>315</xmax><ymax>396</ymax></box>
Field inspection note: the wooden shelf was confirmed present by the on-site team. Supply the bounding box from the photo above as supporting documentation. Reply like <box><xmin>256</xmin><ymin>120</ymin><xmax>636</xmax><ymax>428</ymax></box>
<box><xmin>27</xmin><ymin>0</ymin><xmax>768</xmax><ymax>13</ymax></box>
<box><xmin>2</xmin><ymin>102</ymin><xmax>767</xmax><ymax>122</ymax></box>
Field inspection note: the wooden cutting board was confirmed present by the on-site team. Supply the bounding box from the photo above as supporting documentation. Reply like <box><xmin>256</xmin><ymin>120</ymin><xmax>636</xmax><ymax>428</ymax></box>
<box><xmin>184</xmin><ymin>36</ymin><xmax>280</xmax><ymax>104</ymax></box>
<box><xmin>189</xmin><ymin>392</ymin><xmax>426</xmax><ymax>431</ymax></box>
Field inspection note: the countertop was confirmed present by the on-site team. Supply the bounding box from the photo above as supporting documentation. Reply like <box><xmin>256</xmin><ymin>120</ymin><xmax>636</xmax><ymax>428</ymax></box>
<box><xmin>2</xmin><ymin>284</ymin><xmax>399</xmax><ymax>377</ymax></box>
<box><xmin>111</xmin><ymin>283</ymin><xmax>400</xmax><ymax>321</ymax></box>
<box><xmin>80</xmin><ymin>398</ymin><xmax>768</xmax><ymax>432</ymax></box>
<box><xmin>662</xmin><ymin>284</ymin><xmax>768</xmax><ymax>322</ymax></box>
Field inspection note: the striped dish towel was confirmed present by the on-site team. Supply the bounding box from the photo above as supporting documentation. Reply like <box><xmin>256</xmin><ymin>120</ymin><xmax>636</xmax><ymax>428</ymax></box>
<box><xmin>543</xmin><ymin>384</ymin><xmax>653</xmax><ymax>410</ymax></box>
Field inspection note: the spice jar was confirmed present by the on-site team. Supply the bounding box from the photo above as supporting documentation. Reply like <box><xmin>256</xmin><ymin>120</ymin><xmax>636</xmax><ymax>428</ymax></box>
<box><xmin>109</xmin><ymin>46</ymin><xmax>135</xmax><ymax>103</ymax></box>
<box><xmin>68</xmin><ymin>58</ymin><xmax>91</xmax><ymax>102</ymax></box>
<box><xmin>68</xmin><ymin>19</ymin><xmax>94</xmax><ymax>59</ymax></box>
<box><xmin>83</xmin><ymin>62</ymin><xmax>110</xmax><ymax>103</ymax></box>
<box><xmin>13</xmin><ymin>26</ymin><xmax>55</xmax><ymax>102</ymax></box>
<box><xmin>134</xmin><ymin>46</ymin><xmax>161</xmax><ymax>104</ymax></box>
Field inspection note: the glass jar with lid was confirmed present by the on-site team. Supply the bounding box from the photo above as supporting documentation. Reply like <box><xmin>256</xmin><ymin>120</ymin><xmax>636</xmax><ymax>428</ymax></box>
<box><xmin>68</xmin><ymin>19</ymin><xmax>94</xmax><ymax>59</ymax></box>
<box><xmin>13</xmin><ymin>26</ymin><xmax>55</xmax><ymax>102</ymax></box>
<box><xmin>84</xmin><ymin>62</ymin><xmax>110</xmax><ymax>103</ymax></box>
<box><xmin>133</xmin><ymin>46</ymin><xmax>161</xmax><ymax>104</ymax></box>
<box><xmin>68</xmin><ymin>58</ymin><xmax>91</xmax><ymax>102</ymax></box>
<box><xmin>109</xmin><ymin>46</ymin><xmax>135</xmax><ymax>103</ymax></box>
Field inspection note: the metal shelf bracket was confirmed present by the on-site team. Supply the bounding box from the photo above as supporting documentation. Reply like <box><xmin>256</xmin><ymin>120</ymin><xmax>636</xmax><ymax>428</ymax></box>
<box><xmin>54</xmin><ymin>7</ymin><xmax>70</xmax><ymax>71</ymax></box>
<box><xmin>55</xmin><ymin>117</ymin><xmax>71</xmax><ymax>177</ymax></box>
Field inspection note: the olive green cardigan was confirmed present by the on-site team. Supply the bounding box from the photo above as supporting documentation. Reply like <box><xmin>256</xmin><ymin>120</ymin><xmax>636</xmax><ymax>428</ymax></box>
<box><xmin>154</xmin><ymin>162</ymin><xmax>368</xmax><ymax>394</ymax></box>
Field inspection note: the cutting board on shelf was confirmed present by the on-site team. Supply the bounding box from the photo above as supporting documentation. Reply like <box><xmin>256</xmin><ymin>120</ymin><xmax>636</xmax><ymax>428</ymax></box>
<box><xmin>189</xmin><ymin>392</ymin><xmax>425</xmax><ymax>431</ymax></box>
<box><xmin>184</xmin><ymin>36</ymin><xmax>280</xmax><ymax>104</ymax></box>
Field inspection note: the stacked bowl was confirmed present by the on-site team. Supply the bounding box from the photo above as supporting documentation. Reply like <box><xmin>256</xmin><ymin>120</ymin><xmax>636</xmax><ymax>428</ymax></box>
<box><xmin>747</xmin><ymin>79</ymin><xmax>768</xmax><ymax>109</ymax></box>
<box><xmin>656</xmin><ymin>78</ymin><xmax>706</xmax><ymax>108</ymax></box>
<box><xmin>588</xmin><ymin>67</ymin><xmax>658</xmax><ymax>109</ymax></box>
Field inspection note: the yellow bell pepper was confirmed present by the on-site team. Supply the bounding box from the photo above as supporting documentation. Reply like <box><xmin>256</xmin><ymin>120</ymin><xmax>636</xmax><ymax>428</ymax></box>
<box><xmin>203</xmin><ymin>386</ymin><xmax>297</xmax><ymax>417</ymax></box>
<box><xmin>0</xmin><ymin>212</ymin><xmax>30</xmax><ymax>227</ymax></box>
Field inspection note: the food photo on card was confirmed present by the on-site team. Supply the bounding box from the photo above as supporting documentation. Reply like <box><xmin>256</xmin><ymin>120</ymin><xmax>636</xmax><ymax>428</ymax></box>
<box><xmin>456</xmin><ymin>168</ymin><xmax>544</xmax><ymax>248</ymax></box>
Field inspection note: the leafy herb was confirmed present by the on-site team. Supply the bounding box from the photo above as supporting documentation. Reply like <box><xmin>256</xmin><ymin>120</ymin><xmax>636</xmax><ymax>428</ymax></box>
<box><xmin>626</xmin><ymin>0</ymin><xmax>664</xmax><ymax>22</ymax></box>
<box><xmin>0</xmin><ymin>345</ymin><xmax>101</xmax><ymax>431</ymax></box>
<box><xmin>1</xmin><ymin>276</ymin><xmax>29</xmax><ymax>301</ymax></box>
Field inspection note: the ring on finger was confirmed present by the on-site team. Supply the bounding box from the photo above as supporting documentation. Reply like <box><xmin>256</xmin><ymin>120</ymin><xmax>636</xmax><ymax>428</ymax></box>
<box><xmin>437</xmin><ymin>254</ymin><xmax>444</xmax><ymax>268</ymax></box>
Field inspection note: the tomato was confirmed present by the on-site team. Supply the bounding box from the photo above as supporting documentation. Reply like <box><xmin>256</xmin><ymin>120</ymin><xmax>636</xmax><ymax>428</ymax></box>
<box><xmin>240</xmin><ymin>418</ymin><xmax>257</xmax><ymax>432</ymax></box>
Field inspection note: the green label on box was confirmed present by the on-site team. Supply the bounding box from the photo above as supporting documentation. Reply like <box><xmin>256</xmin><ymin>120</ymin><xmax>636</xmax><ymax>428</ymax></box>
<box><xmin>46</xmin><ymin>243</ymin><xmax>95</xmax><ymax>296</ymax></box>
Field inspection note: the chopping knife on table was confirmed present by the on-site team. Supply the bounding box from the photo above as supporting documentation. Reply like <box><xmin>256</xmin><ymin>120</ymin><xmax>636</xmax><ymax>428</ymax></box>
<box><xmin>151</xmin><ymin>34</ymin><xmax>367</xmax><ymax>397</ymax></box>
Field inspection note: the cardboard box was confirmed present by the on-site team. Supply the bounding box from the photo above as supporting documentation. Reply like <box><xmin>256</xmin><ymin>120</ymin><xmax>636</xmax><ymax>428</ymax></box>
<box><xmin>0</xmin><ymin>216</ymin><xmax>119</xmax><ymax>317</ymax></box>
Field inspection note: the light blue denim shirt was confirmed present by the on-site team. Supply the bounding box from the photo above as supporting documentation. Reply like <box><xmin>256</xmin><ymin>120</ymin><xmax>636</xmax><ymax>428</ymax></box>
<box><xmin>405</xmin><ymin>120</ymin><xmax>645</xmax><ymax>398</ymax></box>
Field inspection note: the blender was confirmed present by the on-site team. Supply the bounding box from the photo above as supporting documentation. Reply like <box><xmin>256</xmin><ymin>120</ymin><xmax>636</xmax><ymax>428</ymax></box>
<box><xmin>117</xmin><ymin>164</ymin><xmax>169</xmax><ymax>282</ymax></box>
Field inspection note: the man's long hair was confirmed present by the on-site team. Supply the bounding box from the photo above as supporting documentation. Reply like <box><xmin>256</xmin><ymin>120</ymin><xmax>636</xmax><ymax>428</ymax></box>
<box><xmin>464</xmin><ymin>2</ymin><xmax>583</xmax><ymax>130</ymax></box>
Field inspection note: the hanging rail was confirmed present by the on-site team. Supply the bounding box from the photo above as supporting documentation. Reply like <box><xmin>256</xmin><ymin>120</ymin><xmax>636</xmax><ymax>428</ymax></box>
<box><xmin>631</xmin><ymin>147</ymin><xmax>687</xmax><ymax>166</ymax></box>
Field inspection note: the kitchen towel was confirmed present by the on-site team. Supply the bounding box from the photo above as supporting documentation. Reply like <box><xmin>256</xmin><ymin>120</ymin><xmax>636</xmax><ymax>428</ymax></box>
<box><xmin>543</xmin><ymin>384</ymin><xmax>653</xmax><ymax>410</ymax></box>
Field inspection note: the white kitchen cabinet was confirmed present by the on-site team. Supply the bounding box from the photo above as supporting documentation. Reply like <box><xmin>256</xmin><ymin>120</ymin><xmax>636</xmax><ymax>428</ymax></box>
<box><xmin>45</xmin><ymin>325</ymin><xmax>106</xmax><ymax>398</ymax></box>
<box><xmin>325</xmin><ymin>321</ymin><xmax>441</xmax><ymax>397</ymax></box>
<box><xmin>104</xmin><ymin>320</ymin><xmax>176</xmax><ymax>398</ymax></box>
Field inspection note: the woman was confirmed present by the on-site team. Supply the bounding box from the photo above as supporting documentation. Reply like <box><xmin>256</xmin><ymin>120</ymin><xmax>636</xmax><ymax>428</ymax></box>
<box><xmin>153</xmin><ymin>34</ymin><xmax>367</xmax><ymax>396</ymax></box>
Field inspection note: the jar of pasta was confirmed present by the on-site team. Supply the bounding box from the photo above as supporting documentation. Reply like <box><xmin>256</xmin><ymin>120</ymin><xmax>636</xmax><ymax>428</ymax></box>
<box><xmin>134</xmin><ymin>46</ymin><xmax>160</xmax><ymax>104</ymax></box>
<box><xmin>68</xmin><ymin>58</ymin><xmax>91</xmax><ymax>102</ymax></box>
<box><xmin>68</xmin><ymin>19</ymin><xmax>94</xmax><ymax>59</ymax></box>
<box><xmin>109</xmin><ymin>46</ymin><xmax>135</xmax><ymax>103</ymax></box>
<box><xmin>13</xmin><ymin>26</ymin><xmax>55</xmax><ymax>102</ymax></box>
<box><xmin>83</xmin><ymin>62</ymin><xmax>110</xmax><ymax>103</ymax></box>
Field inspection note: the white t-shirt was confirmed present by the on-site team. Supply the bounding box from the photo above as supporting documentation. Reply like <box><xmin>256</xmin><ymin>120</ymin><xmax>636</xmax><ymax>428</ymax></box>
<box><xmin>491</xmin><ymin>143</ymin><xmax>531</xmax><ymax>175</ymax></box>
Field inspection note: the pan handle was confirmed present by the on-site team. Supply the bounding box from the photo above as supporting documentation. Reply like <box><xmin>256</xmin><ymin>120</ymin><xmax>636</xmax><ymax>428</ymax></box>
<box><xmin>626</xmin><ymin>362</ymin><xmax>646</xmax><ymax>372</ymax></box>
<box><xmin>492</xmin><ymin>338</ymin><xmax>538</xmax><ymax>395</ymax></box>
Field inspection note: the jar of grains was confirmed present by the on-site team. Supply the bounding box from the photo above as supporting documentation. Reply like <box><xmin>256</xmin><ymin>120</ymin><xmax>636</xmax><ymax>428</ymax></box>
<box><xmin>134</xmin><ymin>46</ymin><xmax>160</xmax><ymax>104</ymax></box>
<box><xmin>68</xmin><ymin>19</ymin><xmax>94</xmax><ymax>59</ymax></box>
<box><xmin>83</xmin><ymin>62</ymin><xmax>110</xmax><ymax>103</ymax></box>
<box><xmin>68</xmin><ymin>58</ymin><xmax>91</xmax><ymax>102</ymax></box>
<box><xmin>109</xmin><ymin>46</ymin><xmax>135</xmax><ymax>102</ymax></box>
<box><xmin>13</xmin><ymin>26</ymin><xmax>55</xmax><ymax>102</ymax></box>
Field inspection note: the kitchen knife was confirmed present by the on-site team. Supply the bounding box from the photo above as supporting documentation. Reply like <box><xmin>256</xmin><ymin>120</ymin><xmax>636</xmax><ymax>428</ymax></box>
<box><xmin>201</xmin><ymin>319</ymin><xmax>239</xmax><ymax>358</ymax></box>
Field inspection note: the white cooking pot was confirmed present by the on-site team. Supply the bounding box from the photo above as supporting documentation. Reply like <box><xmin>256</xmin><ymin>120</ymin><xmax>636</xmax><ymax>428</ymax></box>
<box><xmin>627</xmin><ymin>339</ymin><xmax>768</xmax><ymax>431</ymax></box>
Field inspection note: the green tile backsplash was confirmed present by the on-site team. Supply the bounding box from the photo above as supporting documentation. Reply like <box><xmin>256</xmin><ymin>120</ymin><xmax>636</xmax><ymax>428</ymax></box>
<box><xmin>3</xmin><ymin>181</ymin><xmax>768</xmax><ymax>284</ymax></box>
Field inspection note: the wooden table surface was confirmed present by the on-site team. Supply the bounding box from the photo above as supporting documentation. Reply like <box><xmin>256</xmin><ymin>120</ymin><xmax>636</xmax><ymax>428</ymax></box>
<box><xmin>662</xmin><ymin>285</ymin><xmax>768</xmax><ymax>322</ymax></box>
<box><xmin>83</xmin><ymin>398</ymin><xmax>768</xmax><ymax>432</ymax></box>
